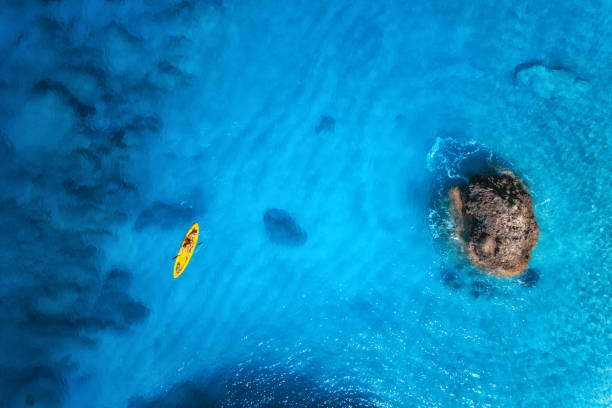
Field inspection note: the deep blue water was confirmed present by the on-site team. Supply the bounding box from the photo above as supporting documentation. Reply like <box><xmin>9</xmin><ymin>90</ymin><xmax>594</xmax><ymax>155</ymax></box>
<box><xmin>0</xmin><ymin>1</ymin><xmax>611</xmax><ymax>407</ymax></box>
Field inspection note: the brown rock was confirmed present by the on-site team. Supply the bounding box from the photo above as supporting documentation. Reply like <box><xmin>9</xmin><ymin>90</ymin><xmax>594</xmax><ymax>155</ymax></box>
<box><xmin>449</xmin><ymin>172</ymin><xmax>539</xmax><ymax>277</ymax></box>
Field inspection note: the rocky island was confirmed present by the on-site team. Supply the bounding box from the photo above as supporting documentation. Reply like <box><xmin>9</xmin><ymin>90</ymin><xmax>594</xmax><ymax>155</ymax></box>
<box><xmin>449</xmin><ymin>172</ymin><xmax>539</xmax><ymax>277</ymax></box>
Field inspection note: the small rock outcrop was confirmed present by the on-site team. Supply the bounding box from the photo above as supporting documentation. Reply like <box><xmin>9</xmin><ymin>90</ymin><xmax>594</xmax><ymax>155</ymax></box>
<box><xmin>263</xmin><ymin>208</ymin><xmax>307</xmax><ymax>246</ymax></box>
<box><xmin>449</xmin><ymin>172</ymin><xmax>539</xmax><ymax>277</ymax></box>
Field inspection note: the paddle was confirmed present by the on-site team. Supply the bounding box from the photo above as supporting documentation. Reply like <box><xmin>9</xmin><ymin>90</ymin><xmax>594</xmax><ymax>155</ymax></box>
<box><xmin>171</xmin><ymin>242</ymin><xmax>203</xmax><ymax>260</ymax></box>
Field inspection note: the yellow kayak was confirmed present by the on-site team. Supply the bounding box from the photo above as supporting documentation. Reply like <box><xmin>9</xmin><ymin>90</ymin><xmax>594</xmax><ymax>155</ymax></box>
<box><xmin>173</xmin><ymin>223</ymin><xmax>199</xmax><ymax>278</ymax></box>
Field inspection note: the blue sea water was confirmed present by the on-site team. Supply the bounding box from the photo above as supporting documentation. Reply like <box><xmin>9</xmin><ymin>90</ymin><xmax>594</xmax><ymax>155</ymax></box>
<box><xmin>0</xmin><ymin>0</ymin><xmax>610</xmax><ymax>407</ymax></box>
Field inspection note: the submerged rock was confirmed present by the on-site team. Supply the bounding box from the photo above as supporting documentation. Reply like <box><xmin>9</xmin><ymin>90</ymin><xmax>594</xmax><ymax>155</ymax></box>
<box><xmin>440</xmin><ymin>268</ymin><xmax>462</xmax><ymax>289</ymax></box>
<box><xmin>263</xmin><ymin>208</ymin><xmax>307</xmax><ymax>246</ymax></box>
<box><xmin>449</xmin><ymin>172</ymin><xmax>539</xmax><ymax>277</ymax></box>
<box><xmin>514</xmin><ymin>61</ymin><xmax>590</xmax><ymax>99</ymax></box>
<box><xmin>471</xmin><ymin>280</ymin><xmax>495</xmax><ymax>298</ymax></box>
<box><xmin>518</xmin><ymin>268</ymin><xmax>540</xmax><ymax>288</ymax></box>
<box><xmin>315</xmin><ymin>115</ymin><xmax>335</xmax><ymax>134</ymax></box>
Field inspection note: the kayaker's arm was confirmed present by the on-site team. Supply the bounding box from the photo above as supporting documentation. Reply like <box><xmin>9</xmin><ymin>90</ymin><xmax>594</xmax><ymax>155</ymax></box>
<box><xmin>170</xmin><ymin>242</ymin><xmax>202</xmax><ymax>260</ymax></box>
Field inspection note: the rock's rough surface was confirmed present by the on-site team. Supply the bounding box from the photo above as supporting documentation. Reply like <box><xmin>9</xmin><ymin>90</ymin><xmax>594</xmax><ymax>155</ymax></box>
<box><xmin>263</xmin><ymin>208</ymin><xmax>307</xmax><ymax>246</ymax></box>
<box><xmin>449</xmin><ymin>172</ymin><xmax>539</xmax><ymax>277</ymax></box>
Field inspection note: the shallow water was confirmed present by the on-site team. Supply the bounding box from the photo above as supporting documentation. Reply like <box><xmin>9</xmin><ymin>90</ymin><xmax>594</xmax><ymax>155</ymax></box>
<box><xmin>0</xmin><ymin>0</ymin><xmax>610</xmax><ymax>407</ymax></box>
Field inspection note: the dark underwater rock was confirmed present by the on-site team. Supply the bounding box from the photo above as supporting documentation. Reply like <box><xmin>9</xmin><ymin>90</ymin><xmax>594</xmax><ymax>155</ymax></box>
<box><xmin>440</xmin><ymin>268</ymin><xmax>462</xmax><ymax>289</ymax></box>
<box><xmin>449</xmin><ymin>172</ymin><xmax>539</xmax><ymax>277</ymax></box>
<box><xmin>263</xmin><ymin>208</ymin><xmax>307</xmax><ymax>246</ymax></box>
<box><xmin>471</xmin><ymin>280</ymin><xmax>495</xmax><ymax>298</ymax></box>
<box><xmin>514</xmin><ymin>60</ymin><xmax>590</xmax><ymax>99</ymax></box>
<box><xmin>0</xmin><ymin>133</ymin><xmax>13</xmax><ymax>156</ymax></box>
<box><xmin>129</xmin><ymin>363</ymin><xmax>376</xmax><ymax>408</ymax></box>
<box><xmin>518</xmin><ymin>268</ymin><xmax>540</xmax><ymax>288</ymax></box>
<box><xmin>315</xmin><ymin>115</ymin><xmax>335</xmax><ymax>133</ymax></box>
<box><xmin>7</xmin><ymin>365</ymin><xmax>66</xmax><ymax>408</ymax></box>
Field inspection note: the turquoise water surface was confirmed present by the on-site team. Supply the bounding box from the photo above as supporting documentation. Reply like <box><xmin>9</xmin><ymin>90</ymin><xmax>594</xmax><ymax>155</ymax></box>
<box><xmin>0</xmin><ymin>1</ymin><xmax>610</xmax><ymax>407</ymax></box>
